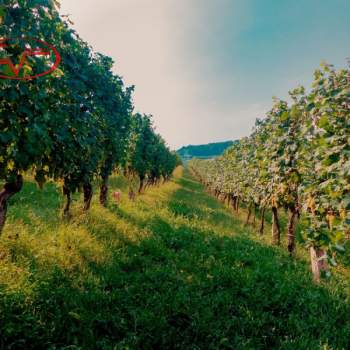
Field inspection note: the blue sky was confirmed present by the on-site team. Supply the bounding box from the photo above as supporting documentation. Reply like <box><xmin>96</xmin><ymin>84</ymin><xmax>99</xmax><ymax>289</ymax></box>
<box><xmin>60</xmin><ymin>0</ymin><xmax>350</xmax><ymax>149</ymax></box>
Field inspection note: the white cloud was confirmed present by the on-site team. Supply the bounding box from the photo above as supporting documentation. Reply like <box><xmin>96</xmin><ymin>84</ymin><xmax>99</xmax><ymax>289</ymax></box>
<box><xmin>59</xmin><ymin>0</ymin><xmax>349</xmax><ymax>149</ymax></box>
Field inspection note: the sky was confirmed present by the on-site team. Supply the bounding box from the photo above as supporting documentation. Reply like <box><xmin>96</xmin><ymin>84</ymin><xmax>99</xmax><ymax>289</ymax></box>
<box><xmin>59</xmin><ymin>0</ymin><xmax>350</xmax><ymax>149</ymax></box>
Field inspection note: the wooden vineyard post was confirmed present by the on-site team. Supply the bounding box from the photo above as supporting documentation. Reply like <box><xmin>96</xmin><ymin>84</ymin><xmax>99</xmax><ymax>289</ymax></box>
<box><xmin>310</xmin><ymin>246</ymin><xmax>328</xmax><ymax>282</ymax></box>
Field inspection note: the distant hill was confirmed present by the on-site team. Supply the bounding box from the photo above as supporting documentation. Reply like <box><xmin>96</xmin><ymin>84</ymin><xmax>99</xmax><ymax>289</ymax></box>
<box><xmin>177</xmin><ymin>141</ymin><xmax>235</xmax><ymax>161</ymax></box>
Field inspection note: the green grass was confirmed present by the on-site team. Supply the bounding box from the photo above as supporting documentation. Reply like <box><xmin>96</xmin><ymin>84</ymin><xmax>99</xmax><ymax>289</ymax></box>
<box><xmin>0</xmin><ymin>167</ymin><xmax>349</xmax><ymax>349</ymax></box>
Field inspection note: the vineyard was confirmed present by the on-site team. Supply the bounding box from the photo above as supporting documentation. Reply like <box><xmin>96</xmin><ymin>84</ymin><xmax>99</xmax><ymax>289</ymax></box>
<box><xmin>0</xmin><ymin>1</ymin><xmax>179</xmax><ymax>233</ymax></box>
<box><xmin>189</xmin><ymin>64</ymin><xmax>350</xmax><ymax>281</ymax></box>
<box><xmin>0</xmin><ymin>167</ymin><xmax>349</xmax><ymax>349</ymax></box>
<box><xmin>1</xmin><ymin>1</ymin><xmax>350</xmax><ymax>349</ymax></box>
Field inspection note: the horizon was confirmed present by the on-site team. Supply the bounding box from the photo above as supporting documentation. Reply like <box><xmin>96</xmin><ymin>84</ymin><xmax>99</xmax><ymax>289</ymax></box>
<box><xmin>177</xmin><ymin>139</ymin><xmax>234</xmax><ymax>150</ymax></box>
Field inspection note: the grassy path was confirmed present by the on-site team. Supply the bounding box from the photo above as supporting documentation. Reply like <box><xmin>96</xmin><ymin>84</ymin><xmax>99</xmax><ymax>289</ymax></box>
<box><xmin>0</xmin><ymin>167</ymin><xmax>349</xmax><ymax>349</ymax></box>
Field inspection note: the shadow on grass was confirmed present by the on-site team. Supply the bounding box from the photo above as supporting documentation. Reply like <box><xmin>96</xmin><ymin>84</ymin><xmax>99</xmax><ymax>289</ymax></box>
<box><xmin>0</xmin><ymin>169</ymin><xmax>350</xmax><ymax>349</ymax></box>
<box><xmin>6</xmin><ymin>180</ymin><xmax>62</xmax><ymax>229</ymax></box>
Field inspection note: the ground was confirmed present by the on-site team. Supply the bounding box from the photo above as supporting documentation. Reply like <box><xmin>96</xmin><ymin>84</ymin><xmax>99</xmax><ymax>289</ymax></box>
<box><xmin>0</xmin><ymin>167</ymin><xmax>349</xmax><ymax>349</ymax></box>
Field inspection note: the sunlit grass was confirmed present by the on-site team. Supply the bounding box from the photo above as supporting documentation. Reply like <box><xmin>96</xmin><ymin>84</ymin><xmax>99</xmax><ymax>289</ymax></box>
<box><xmin>0</xmin><ymin>166</ymin><xmax>349</xmax><ymax>349</ymax></box>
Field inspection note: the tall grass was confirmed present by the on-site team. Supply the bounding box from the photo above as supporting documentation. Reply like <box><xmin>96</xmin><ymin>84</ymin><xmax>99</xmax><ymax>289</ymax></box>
<box><xmin>0</xmin><ymin>167</ymin><xmax>349</xmax><ymax>349</ymax></box>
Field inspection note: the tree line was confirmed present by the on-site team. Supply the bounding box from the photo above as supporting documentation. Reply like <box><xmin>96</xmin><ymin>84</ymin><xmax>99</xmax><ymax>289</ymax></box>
<box><xmin>189</xmin><ymin>62</ymin><xmax>350</xmax><ymax>281</ymax></box>
<box><xmin>0</xmin><ymin>0</ymin><xmax>180</xmax><ymax>232</ymax></box>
